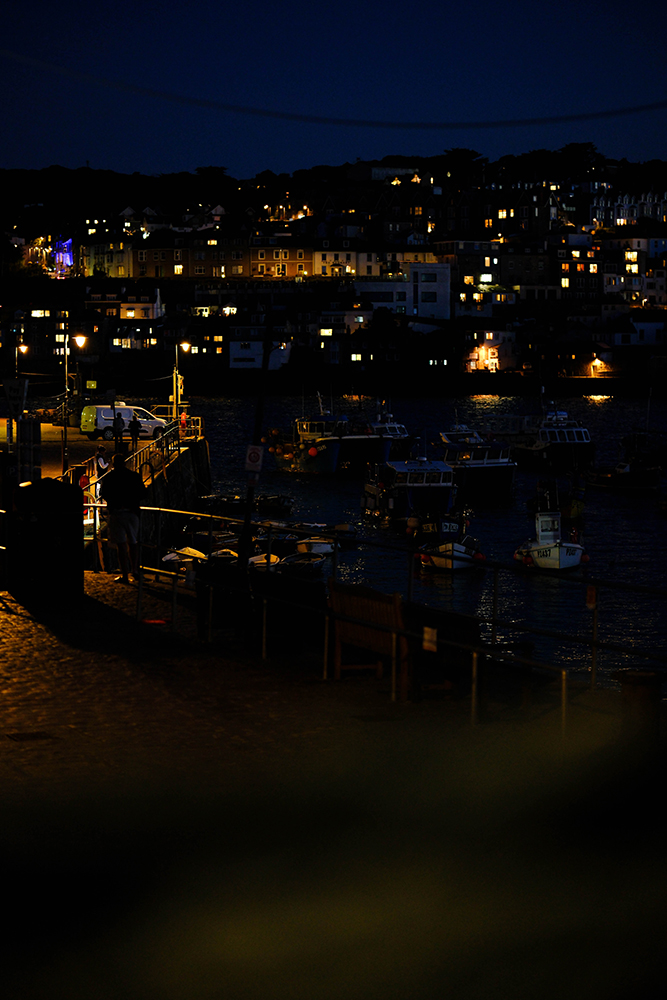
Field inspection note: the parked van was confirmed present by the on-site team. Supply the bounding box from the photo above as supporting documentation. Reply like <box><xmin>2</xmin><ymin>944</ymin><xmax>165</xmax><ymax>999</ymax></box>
<box><xmin>80</xmin><ymin>404</ymin><xmax>168</xmax><ymax>441</ymax></box>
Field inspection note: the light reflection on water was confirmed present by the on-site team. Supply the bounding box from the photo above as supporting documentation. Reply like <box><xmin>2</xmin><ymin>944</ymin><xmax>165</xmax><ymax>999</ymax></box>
<box><xmin>196</xmin><ymin>394</ymin><xmax>667</xmax><ymax>679</ymax></box>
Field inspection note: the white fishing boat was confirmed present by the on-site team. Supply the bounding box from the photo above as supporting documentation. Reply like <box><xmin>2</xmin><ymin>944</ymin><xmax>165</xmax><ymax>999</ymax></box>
<box><xmin>514</xmin><ymin>510</ymin><xmax>586</xmax><ymax>570</ymax></box>
<box><xmin>418</xmin><ymin>515</ymin><xmax>486</xmax><ymax>571</ymax></box>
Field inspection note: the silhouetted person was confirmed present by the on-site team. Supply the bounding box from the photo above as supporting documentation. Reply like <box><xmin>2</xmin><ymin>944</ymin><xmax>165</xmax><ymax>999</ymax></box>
<box><xmin>113</xmin><ymin>411</ymin><xmax>124</xmax><ymax>451</ymax></box>
<box><xmin>129</xmin><ymin>414</ymin><xmax>141</xmax><ymax>451</ymax></box>
<box><xmin>100</xmin><ymin>453</ymin><xmax>145</xmax><ymax>583</ymax></box>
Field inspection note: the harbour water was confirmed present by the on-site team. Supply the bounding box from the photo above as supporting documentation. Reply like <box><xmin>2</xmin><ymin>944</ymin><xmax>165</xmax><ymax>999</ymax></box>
<box><xmin>195</xmin><ymin>393</ymin><xmax>667</xmax><ymax>682</ymax></box>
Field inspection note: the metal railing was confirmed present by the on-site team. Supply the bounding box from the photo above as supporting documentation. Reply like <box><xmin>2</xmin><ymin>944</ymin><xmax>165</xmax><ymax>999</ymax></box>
<box><xmin>105</xmin><ymin>503</ymin><xmax>667</xmax><ymax>735</ymax></box>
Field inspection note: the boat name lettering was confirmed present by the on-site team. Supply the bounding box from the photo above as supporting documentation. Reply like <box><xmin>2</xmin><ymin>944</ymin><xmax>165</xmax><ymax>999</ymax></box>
<box><xmin>536</xmin><ymin>548</ymin><xmax>552</xmax><ymax>558</ymax></box>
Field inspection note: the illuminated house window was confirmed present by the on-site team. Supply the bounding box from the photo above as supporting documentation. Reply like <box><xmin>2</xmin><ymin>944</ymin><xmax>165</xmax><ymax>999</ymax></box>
<box><xmin>55</xmin><ymin>333</ymin><xmax>65</xmax><ymax>343</ymax></box>
<box><xmin>320</xmin><ymin>328</ymin><xmax>333</xmax><ymax>337</ymax></box>
<box><xmin>485</xmin><ymin>332</ymin><xmax>493</xmax><ymax>340</ymax></box>
<box><xmin>577</xmin><ymin>263</ymin><xmax>585</xmax><ymax>271</ymax></box>
<box><xmin>480</xmin><ymin>273</ymin><xmax>492</xmax><ymax>282</ymax></box>
<box><xmin>31</xmin><ymin>310</ymin><xmax>50</xmax><ymax>318</ymax></box>
<box><xmin>498</xmin><ymin>209</ymin><xmax>507</xmax><ymax>219</ymax></box>
<box><xmin>460</xmin><ymin>292</ymin><xmax>467</xmax><ymax>302</ymax></box>
<box><xmin>174</xmin><ymin>264</ymin><xmax>184</xmax><ymax>275</ymax></box>
<box><xmin>414</xmin><ymin>206</ymin><xmax>422</xmax><ymax>215</ymax></box>
<box><xmin>464</xmin><ymin>275</ymin><xmax>474</xmax><ymax>285</ymax></box>
<box><xmin>571</xmin><ymin>250</ymin><xmax>580</xmax><ymax>258</ymax></box>
<box><xmin>562</xmin><ymin>263</ymin><xmax>569</xmax><ymax>271</ymax></box>
<box><xmin>625</xmin><ymin>250</ymin><xmax>638</xmax><ymax>262</ymax></box>
<box><xmin>208</xmin><ymin>239</ymin><xmax>217</xmax><ymax>245</ymax></box>
<box><xmin>351</xmin><ymin>354</ymin><xmax>362</xmax><ymax>361</ymax></box>
<box><xmin>561</xmin><ymin>277</ymin><xmax>570</xmax><ymax>287</ymax></box>
<box><xmin>484</xmin><ymin>257</ymin><xmax>491</xmax><ymax>267</ymax></box>
<box><xmin>590</xmin><ymin>263</ymin><xmax>598</xmax><ymax>273</ymax></box>
<box><xmin>126</xmin><ymin>310</ymin><xmax>135</xmax><ymax>318</ymax></box>
<box><xmin>484</xmin><ymin>219</ymin><xmax>493</xmax><ymax>228</ymax></box>
<box><xmin>626</xmin><ymin>263</ymin><xmax>638</xmax><ymax>273</ymax></box>
<box><xmin>473</xmin><ymin>293</ymin><xmax>483</xmax><ymax>302</ymax></box>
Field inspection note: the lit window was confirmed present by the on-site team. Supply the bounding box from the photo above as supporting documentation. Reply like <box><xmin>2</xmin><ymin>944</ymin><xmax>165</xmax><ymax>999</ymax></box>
<box><xmin>571</xmin><ymin>250</ymin><xmax>580</xmax><ymax>258</ymax></box>
<box><xmin>174</xmin><ymin>264</ymin><xmax>183</xmax><ymax>275</ymax></box>
<box><xmin>208</xmin><ymin>239</ymin><xmax>217</xmax><ymax>245</ymax></box>
<box><xmin>460</xmin><ymin>292</ymin><xmax>467</xmax><ymax>302</ymax></box>
<box><xmin>484</xmin><ymin>219</ymin><xmax>493</xmax><ymax>228</ymax></box>
<box><xmin>561</xmin><ymin>277</ymin><xmax>570</xmax><ymax>287</ymax></box>
<box><xmin>31</xmin><ymin>310</ymin><xmax>50</xmax><ymax>318</ymax></box>
<box><xmin>485</xmin><ymin>332</ymin><xmax>494</xmax><ymax>340</ymax></box>
<box><xmin>480</xmin><ymin>273</ymin><xmax>492</xmax><ymax>282</ymax></box>
<box><xmin>464</xmin><ymin>275</ymin><xmax>474</xmax><ymax>285</ymax></box>
<box><xmin>126</xmin><ymin>309</ymin><xmax>135</xmax><ymax>318</ymax></box>
<box><xmin>484</xmin><ymin>257</ymin><xmax>491</xmax><ymax>267</ymax></box>
<box><xmin>625</xmin><ymin>250</ymin><xmax>638</xmax><ymax>262</ymax></box>
<box><xmin>351</xmin><ymin>354</ymin><xmax>362</xmax><ymax>361</ymax></box>
<box><xmin>320</xmin><ymin>328</ymin><xmax>333</xmax><ymax>337</ymax></box>
<box><xmin>498</xmin><ymin>209</ymin><xmax>507</xmax><ymax>219</ymax></box>
<box><xmin>562</xmin><ymin>263</ymin><xmax>569</xmax><ymax>271</ymax></box>
<box><xmin>590</xmin><ymin>263</ymin><xmax>598</xmax><ymax>273</ymax></box>
<box><xmin>626</xmin><ymin>264</ymin><xmax>638</xmax><ymax>273</ymax></box>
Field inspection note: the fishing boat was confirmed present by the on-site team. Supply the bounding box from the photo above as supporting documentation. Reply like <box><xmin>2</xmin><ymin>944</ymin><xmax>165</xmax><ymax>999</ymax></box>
<box><xmin>483</xmin><ymin>409</ymin><xmax>594</xmax><ymax>471</ymax></box>
<box><xmin>586</xmin><ymin>460</ymin><xmax>661</xmax><ymax>492</ymax></box>
<box><xmin>418</xmin><ymin>514</ymin><xmax>486</xmax><ymax>571</ymax></box>
<box><xmin>267</xmin><ymin>397</ymin><xmax>410</xmax><ymax>475</ymax></box>
<box><xmin>437</xmin><ymin>425</ymin><xmax>516</xmax><ymax>501</ymax></box>
<box><xmin>363</xmin><ymin>457</ymin><xmax>457</xmax><ymax>538</ymax></box>
<box><xmin>267</xmin><ymin>411</ymin><xmax>341</xmax><ymax>475</ymax></box>
<box><xmin>514</xmin><ymin>510</ymin><xmax>586</xmax><ymax>571</ymax></box>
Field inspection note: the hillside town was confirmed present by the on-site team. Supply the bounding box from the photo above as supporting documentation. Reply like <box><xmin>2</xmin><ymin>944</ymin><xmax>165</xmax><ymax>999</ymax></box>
<box><xmin>2</xmin><ymin>143</ymin><xmax>667</xmax><ymax>393</ymax></box>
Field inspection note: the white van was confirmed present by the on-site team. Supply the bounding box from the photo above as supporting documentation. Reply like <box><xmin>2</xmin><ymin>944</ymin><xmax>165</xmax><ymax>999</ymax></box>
<box><xmin>80</xmin><ymin>404</ymin><xmax>168</xmax><ymax>441</ymax></box>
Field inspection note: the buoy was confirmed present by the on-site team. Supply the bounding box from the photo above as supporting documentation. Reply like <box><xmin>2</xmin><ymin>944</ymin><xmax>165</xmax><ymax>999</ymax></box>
<box><xmin>275</xmin><ymin>446</ymin><xmax>283</xmax><ymax>455</ymax></box>
<box><xmin>581</xmin><ymin>553</ymin><xmax>590</xmax><ymax>563</ymax></box>
<box><xmin>308</xmin><ymin>447</ymin><xmax>318</xmax><ymax>457</ymax></box>
<box><xmin>523</xmin><ymin>554</ymin><xmax>534</xmax><ymax>566</ymax></box>
<box><xmin>268</xmin><ymin>446</ymin><xmax>275</xmax><ymax>453</ymax></box>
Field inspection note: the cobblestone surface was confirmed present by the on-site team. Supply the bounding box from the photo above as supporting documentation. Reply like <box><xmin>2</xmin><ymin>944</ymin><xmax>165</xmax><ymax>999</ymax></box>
<box><xmin>1</xmin><ymin>571</ymin><xmax>665</xmax><ymax>1000</ymax></box>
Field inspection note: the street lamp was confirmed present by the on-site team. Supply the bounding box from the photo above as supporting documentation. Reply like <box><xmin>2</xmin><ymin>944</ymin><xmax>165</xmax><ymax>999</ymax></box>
<box><xmin>62</xmin><ymin>335</ymin><xmax>86</xmax><ymax>474</ymax></box>
<box><xmin>15</xmin><ymin>342</ymin><xmax>28</xmax><ymax>377</ymax></box>
<box><xmin>173</xmin><ymin>341</ymin><xmax>190</xmax><ymax>421</ymax></box>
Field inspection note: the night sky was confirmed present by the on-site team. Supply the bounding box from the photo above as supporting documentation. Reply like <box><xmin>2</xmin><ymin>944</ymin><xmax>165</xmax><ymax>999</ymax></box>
<box><xmin>2</xmin><ymin>0</ymin><xmax>666</xmax><ymax>179</ymax></box>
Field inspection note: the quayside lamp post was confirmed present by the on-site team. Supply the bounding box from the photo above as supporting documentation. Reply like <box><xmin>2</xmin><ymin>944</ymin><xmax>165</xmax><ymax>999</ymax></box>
<box><xmin>6</xmin><ymin>343</ymin><xmax>29</xmax><ymax>452</ymax></box>
<box><xmin>15</xmin><ymin>342</ymin><xmax>28</xmax><ymax>377</ymax></box>
<box><xmin>173</xmin><ymin>341</ymin><xmax>190</xmax><ymax>421</ymax></box>
<box><xmin>62</xmin><ymin>335</ymin><xmax>86</xmax><ymax>474</ymax></box>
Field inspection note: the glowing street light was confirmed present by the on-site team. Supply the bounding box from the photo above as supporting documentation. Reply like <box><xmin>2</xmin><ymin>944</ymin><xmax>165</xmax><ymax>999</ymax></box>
<box><xmin>173</xmin><ymin>341</ymin><xmax>190</xmax><ymax>421</ymax></box>
<box><xmin>62</xmin><ymin>335</ymin><xmax>86</xmax><ymax>474</ymax></box>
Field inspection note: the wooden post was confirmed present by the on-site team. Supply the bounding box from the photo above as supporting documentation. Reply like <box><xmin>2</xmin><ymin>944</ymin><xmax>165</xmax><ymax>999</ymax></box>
<box><xmin>471</xmin><ymin>650</ymin><xmax>479</xmax><ymax>725</ymax></box>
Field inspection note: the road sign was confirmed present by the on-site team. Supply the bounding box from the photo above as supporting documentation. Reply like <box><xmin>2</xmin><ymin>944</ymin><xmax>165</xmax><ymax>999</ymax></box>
<box><xmin>245</xmin><ymin>444</ymin><xmax>264</xmax><ymax>472</ymax></box>
<box><xmin>3</xmin><ymin>379</ymin><xmax>28</xmax><ymax>418</ymax></box>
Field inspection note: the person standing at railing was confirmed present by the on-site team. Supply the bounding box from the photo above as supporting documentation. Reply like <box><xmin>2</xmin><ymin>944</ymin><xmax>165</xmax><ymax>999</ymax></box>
<box><xmin>129</xmin><ymin>414</ymin><xmax>141</xmax><ymax>452</ymax></box>
<box><xmin>113</xmin><ymin>411</ymin><xmax>125</xmax><ymax>452</ymax></box>
<box><xmin>100</xmin><ymin>453</ymin><xmax>145</xmax><ymax>584</ymax></box>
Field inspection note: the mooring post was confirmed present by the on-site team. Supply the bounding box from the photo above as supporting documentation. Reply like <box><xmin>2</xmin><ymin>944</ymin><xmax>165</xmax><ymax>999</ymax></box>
<box><xmin>471</xmin><ymin>650</ymin><xmax>479</xmax><ymax>725</ymax></box>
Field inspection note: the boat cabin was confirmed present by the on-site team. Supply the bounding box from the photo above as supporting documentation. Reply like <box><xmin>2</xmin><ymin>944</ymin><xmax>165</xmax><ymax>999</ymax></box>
<box><xmin>535</xmin><ymin>511</ymin><xmax>562</xmax><ymax>545</ymax></box>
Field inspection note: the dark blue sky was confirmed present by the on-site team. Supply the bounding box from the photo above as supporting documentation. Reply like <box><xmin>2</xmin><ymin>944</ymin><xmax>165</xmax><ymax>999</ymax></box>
<box><xmin>2</xmin><ymin>0</ymin><xmax>666</xmax><ymax>179</ymax></box>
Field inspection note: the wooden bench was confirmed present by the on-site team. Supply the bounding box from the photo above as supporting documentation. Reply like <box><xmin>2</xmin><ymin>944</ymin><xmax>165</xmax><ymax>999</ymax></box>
<box><xmin>328</xmin><ymin>578</ymin><xmax>411</xmax><ymax>701</ymax></box>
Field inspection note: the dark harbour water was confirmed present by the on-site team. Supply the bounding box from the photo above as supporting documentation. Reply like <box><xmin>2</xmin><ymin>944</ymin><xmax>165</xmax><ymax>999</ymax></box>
<box><xmin>194</xmin><ymin>393</ymin><xmax>667</xmax><ymax>683</ymax></box>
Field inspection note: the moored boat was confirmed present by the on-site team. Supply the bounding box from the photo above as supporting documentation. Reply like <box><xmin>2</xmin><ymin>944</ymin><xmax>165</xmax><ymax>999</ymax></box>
<box><xmin>483</xmin><ymin>409</ymin><xmax>594</xmax><ymax>471</ymax></box>
<box><xmin>363</xmin><ymin>457</ymin><xmax>457</xmax><ymax>539</ymax></box>
<box><xmin>437</xmin><ymin>425</ymin><xmax>516</xmax><ymax>501</ymax></box>
<box><xmin>514</xmin><ymin>510</ymin><xmax>586</xmax><ymax>571</ymax></box>
<box><xmin>418</xmin><ymin>514</ymin><xmax>486</xmax><ymax>571</ymax></box>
